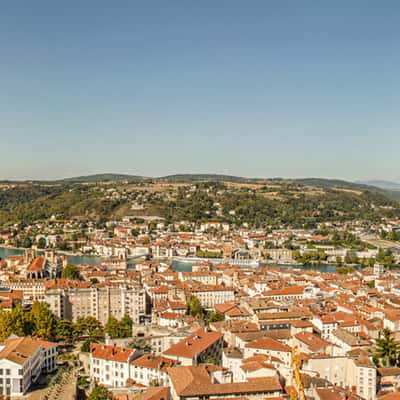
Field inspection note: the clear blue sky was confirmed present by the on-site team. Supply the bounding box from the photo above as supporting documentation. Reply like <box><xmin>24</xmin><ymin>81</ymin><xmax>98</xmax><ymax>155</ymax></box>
<box><xmin>1</xmin><ymin>1</ymin><xmax>399</xmax><ymax>181</ymax></box>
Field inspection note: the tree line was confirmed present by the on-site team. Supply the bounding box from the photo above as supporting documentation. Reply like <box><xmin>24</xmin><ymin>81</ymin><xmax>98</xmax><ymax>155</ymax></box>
<box><xmin>0</xmin><ymin>302</ymin><xmax>133</xmax><ymax>347</ymax></box>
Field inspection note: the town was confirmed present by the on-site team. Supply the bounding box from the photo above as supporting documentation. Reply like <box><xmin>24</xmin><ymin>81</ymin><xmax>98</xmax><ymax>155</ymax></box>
<box><xmin>0</xmin><ymin>179</ymin><xmax>400</xmax><ymax>399</ymax></box>
<box><xmin>3</xmin><ymin>1</ymin><xmax>398</xmax><ymax>399</ymax></box>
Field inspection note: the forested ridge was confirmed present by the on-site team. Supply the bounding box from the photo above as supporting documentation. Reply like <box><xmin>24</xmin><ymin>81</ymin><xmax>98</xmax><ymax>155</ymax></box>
<box><xmin>0</xmin><ymin>179</ymin><xmax>399</xmax><ymax>229</ymax></box>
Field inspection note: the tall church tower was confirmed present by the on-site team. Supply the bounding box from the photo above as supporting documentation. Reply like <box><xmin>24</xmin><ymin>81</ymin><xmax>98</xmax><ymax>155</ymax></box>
<box><xmin>23</xmin><ymin>249</ymin><xmax>35</xmax><ymax>265</ymax></box>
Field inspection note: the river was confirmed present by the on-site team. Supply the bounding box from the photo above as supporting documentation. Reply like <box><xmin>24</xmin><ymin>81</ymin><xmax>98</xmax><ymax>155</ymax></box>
<box><xmin>0</xmin><ymin>247</ymin><xmax>335</xmax><ymax>273</ymax></box>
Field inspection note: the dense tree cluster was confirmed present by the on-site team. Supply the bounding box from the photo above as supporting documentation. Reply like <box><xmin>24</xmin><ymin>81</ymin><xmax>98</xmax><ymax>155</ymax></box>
<box><xmin>292</xmin><ymin>250</ymin><xmax>328</xmax><ymax>265</ymax></box>
<box><xmin>0</xmin><ymin>302</ymin><xmax>56</xmax><ymax>341</ymax></box>
<box><xmin>0</xmin><ymin>185</ymin><xmax>122</xmax><ymax>225</ymax></box>
<box><xmin>381</xmin><ymin>230</ymin><xmax>400</xmax><ymax>241</ymax></box>
<box><xmin>104</xmin><ymin>315</ymin><xmax>133</xmax><ymax>339</ymax></box>
<box><xmin>1</xmin><ymin>181</ymin><xmax>399</xmax><ymax>229</ymax></box>
<box><xmin>156</xmin><ymin>187</ymin><xmax>400</xmax><ymax>229</ymax></box>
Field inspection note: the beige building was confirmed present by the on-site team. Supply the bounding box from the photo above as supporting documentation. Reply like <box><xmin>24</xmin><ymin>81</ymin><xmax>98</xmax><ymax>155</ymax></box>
<box><xmin>191</xmin><ymin>285</ymin><xmax>235</xmax><ymax>308</ymax></box>
<box><xmin>304</xmin><ymin>354</ymin><xmax>377</xmax><ymax>400</ymax></box>
<box><xmin>1</xmin><ymin>281</ymin><xmax>46</xmax><ymax>305</ymax></box>
<box><xmin>266</xmin><ymin>248</ymin><xmax>293</xmax><ymax>263</ymax></box>
<box><xmin>45</xmin><ymin>284</ymin><xmax>146</xmax><ymax>325</ymax></box>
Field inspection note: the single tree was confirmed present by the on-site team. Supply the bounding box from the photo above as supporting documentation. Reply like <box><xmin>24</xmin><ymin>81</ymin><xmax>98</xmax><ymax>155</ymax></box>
<box><xmin>105</xmin><ymin>316</ymin><xmax>121</xmax><ymax>339</ymax></box>
<box><xmin>10</xmin><ymin>304</ymin><xmax>29</xmax><ymax>336</ymax></box>
<box><xmin>21</xmin><ymin>237</ymin><xmax>32</xmax><ymax>248</ymax></box>
<box><xmin>29</xmin><ymin>302</ymin><xmax>56</xmax><ymax>339</ymax></box>
<box><xmin>88</xmin><ymin>385</ymin><xmax>113</xmax><ymax>400</ymax></box>
<box><xmin>374</xmin><ymin>328</ymin><xmax>400</xmax><ymax>367</ymax></box>
<box><xmin>56</xmin><ymin>319</ymin><xmax>75</xmax><ymax>340</ymax></box>
<box><xmin>37</xmin><ymin>237</ymin><xmax>47</xmax><ymax>249</ymax></box>
<box><xmin>187</xmin><ymin>296</ymin><xmax>203</xmax><ymax>317</ymax></box>
<box><xmin>120</xmin><ymin>315</ymin><xmax>133</xmax><ymax>337</ymax></box>
<box><xmin>62</xmin><ymin>264</ymin><xmax>80</xmax><ymax>280</ymax></box>
<box><xmin>0</xmin><ymin>309</ymin><xmax>12</xmax><ymax>341</ymax></box>
<box><xmin>74</xmin><ymin>316</ymin><xmax>103</xmax><ymax>338</ymax></box>
<box><xmin>207</xmin><ymin>311</ymin><xmax>224</xmax><ymax>324</ymax></box>
<box><xmin>81</xmin><ymin>338</ymin><xmax>98</xmax><ymax>353</ymax></box>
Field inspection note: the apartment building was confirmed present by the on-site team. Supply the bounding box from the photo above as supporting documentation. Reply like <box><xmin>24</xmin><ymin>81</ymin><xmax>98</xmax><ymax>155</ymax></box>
<box><xmin>190</xmin><ymin>285</ymin><xmax>235</xmax><ymax>308</ymax></box>
<box><xmin>304</xmin><ymin>354</ymin><xmax>377</xmax><ymax>400</ymax></box>
<box><xmin>1</xmin><ymin>280</ymin><xmax>46</xmax><ymax>305</ymax></box>
<box><xmin>45</xmin><ymin>283</ymin><xmax>146</xmax><ymax>325</ymax></box>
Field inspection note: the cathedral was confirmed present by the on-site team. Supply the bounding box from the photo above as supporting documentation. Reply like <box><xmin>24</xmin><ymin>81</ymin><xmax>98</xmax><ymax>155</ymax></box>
<box><xmin>24</xmin><ymin>249</ymin><xmax>66</xmax><ymax>279</ymax></box>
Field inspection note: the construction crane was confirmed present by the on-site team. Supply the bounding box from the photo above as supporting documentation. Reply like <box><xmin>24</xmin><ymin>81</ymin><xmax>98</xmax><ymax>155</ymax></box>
<box><xmin>290</xmin><ymin>345</ymin><xmax>306</xmax><ymax>400</ymax></box>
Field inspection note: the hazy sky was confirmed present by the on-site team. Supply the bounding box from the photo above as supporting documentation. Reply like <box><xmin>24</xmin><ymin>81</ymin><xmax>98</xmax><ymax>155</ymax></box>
<box><xmin>1</xmin><ymin>1</ymin><xmax>399</xmax><ymax>181</ymax></box>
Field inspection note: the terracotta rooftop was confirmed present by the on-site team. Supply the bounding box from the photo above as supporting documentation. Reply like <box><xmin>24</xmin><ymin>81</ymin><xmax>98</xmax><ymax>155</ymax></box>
<box><xmin>131</xmin><ymin>354</ymin><xmax>177</xmax><ymax>371</ymax></box>
<box><xmin>167</xmin><ymin>365</ymin><xmax>282</xmax><ymax>397</ymax></box>
<box><xmin>0</xmin><ymin>337</ymin><xmax>42</xmax><ymax>365</ymax></box>
<box><xmin>163</xmin><ymin>328</ymin><xmax>223</xmax><ymax>359</ymax></box>
<box><xmin>245</xmin><ymin>337</ymin><xmax>292</xmax><ymax>352</ymax></box>
<box><xmin>91</xmin><ymin>343</ymin><xmax>135</xmax><ymax>363</ymax></box>
<box><xmin>27</xmin><ymin>256</ymin><xmax>45</xmax><ymax>272</ymax></box>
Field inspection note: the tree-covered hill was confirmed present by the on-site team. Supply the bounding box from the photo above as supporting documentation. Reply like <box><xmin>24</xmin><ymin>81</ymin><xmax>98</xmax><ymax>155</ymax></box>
<box><xmin>0</xmin><ymin>178</ymin><xmax>399</xmax><ymax>228</ymax></box>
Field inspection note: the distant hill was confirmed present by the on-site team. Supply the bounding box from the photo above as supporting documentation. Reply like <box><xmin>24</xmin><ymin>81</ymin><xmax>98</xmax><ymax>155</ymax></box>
<box><xmin>1</xmin><ymin>173</ymin><xmax>400</xmax><ymax>226</ymax></box>
<box><xmin>5</xmin><ymin>173</ymin><xmax>400</xmax><ymax>201</ymax></box>
<box><xmin>294</xmin><ymin>178</ymin><xmax>375</xmax><ymax>190</ymax></box>
<box><xmin>356</xmin><ymin>180</ymin><xmax>400</xmax><ymax>190</ymax></box>
<box><xmin>59</xmin><ymin>173</ymin><xmax>145</xmax><ymax>183</ymax></box>
<box><xmin>158</xmin><ymin>174</ymin><xmax>265</xmax><ymax>183</ymax></box>
<box><xmin>295</xmin><ymin>178</ymin><xmax>400</xmax><ymax>201</ymax></box>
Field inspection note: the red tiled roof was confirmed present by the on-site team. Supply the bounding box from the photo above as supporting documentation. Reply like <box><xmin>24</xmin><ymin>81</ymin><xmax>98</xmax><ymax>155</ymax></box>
<box><xmin>27</xmin><ymin>256</ymin><xmax>45</xmax><ymax>272</ymax></box>
<box><xmin>168</xmin><ymin>365</ymin><xmax>282</xmax><ymax>397</ymax></box>
<box><xmin>91</xmin><ymin>343</ymin><xmax>135</xmax><ymax>363</ymax></box>
<box><xmin>163</xmin><ymin>328</ymin><xmax>223</xmax><ymax>359</ymax></box>
<box><xmin>131</xmin><ymin>354</ymin><xmax>177</xmax><ymax>371</ymax></box>
<box><xmin>245</xmin><ymin>338</ymin><xmax>292</xmax><ymax>352</ymax></box>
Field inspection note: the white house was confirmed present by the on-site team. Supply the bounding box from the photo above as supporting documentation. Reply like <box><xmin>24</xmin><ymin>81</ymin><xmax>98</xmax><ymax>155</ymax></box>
<box><xmin>130</xmin><ymin>354</ymin><xmax>177</xmax><ymax>386</ymax></box>
<box><xmin>0</xmin><ymin>336</ymin><xmax>57</xmax><ymax>397</ymax></box>
<box><xmin>90</xmin><ymin>343</ymin><xmax>141</xmax><ymax>388</ymax></box>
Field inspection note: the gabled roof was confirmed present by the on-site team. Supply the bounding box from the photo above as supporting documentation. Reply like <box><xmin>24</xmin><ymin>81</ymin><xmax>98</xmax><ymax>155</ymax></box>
<box><xmin>168</xmin><ymin>366</ymin><xmax>282</xmax><ymax>397</ymax></box>
<box><xmin>27</xmin><ymin>256</ymin><xmax>45</xmax><ymax>272</ymax></box>
<box><xmin>91</xmin><ymin>343</ymin><xmax>135</xmax><ymax>363</ymax></box>
<box><xmin>294</xmin><ymin>332</ymin><xmax>331</xmax><ymax>351</ymax></box>
<box><xmin>131</xmin><ymin>354</ymin><xmax>177</xmax><ymax>371</ymax></box>
<box><xmin>163</xmin><ymin>328</ymin><xmax>223</xmax><ymax>359</ymax></box>
<box><xmin>0</xmin><ymin>337</ymin><xmax>42</xmax><ymax>365</ymax></box>
<box><xmin>245</xmin><ymin>337</ymin><xmax>292</xmax><ymax>352</ymax></box>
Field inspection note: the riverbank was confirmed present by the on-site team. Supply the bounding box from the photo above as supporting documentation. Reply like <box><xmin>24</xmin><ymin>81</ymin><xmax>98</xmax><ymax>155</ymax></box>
<box><xmin>173</xmin><ymin>256</ymin><xmax>259</xmax><ymax>267</ymax></box>
<box><xmin>0</xmin><ymin>246</ymin><xmax>341</xmax><ymax>273</ymax></box>
<box><xmin>0</xmin><ymin>246</ymin><xmax>105</xmax><ymax>266</ymax></box>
